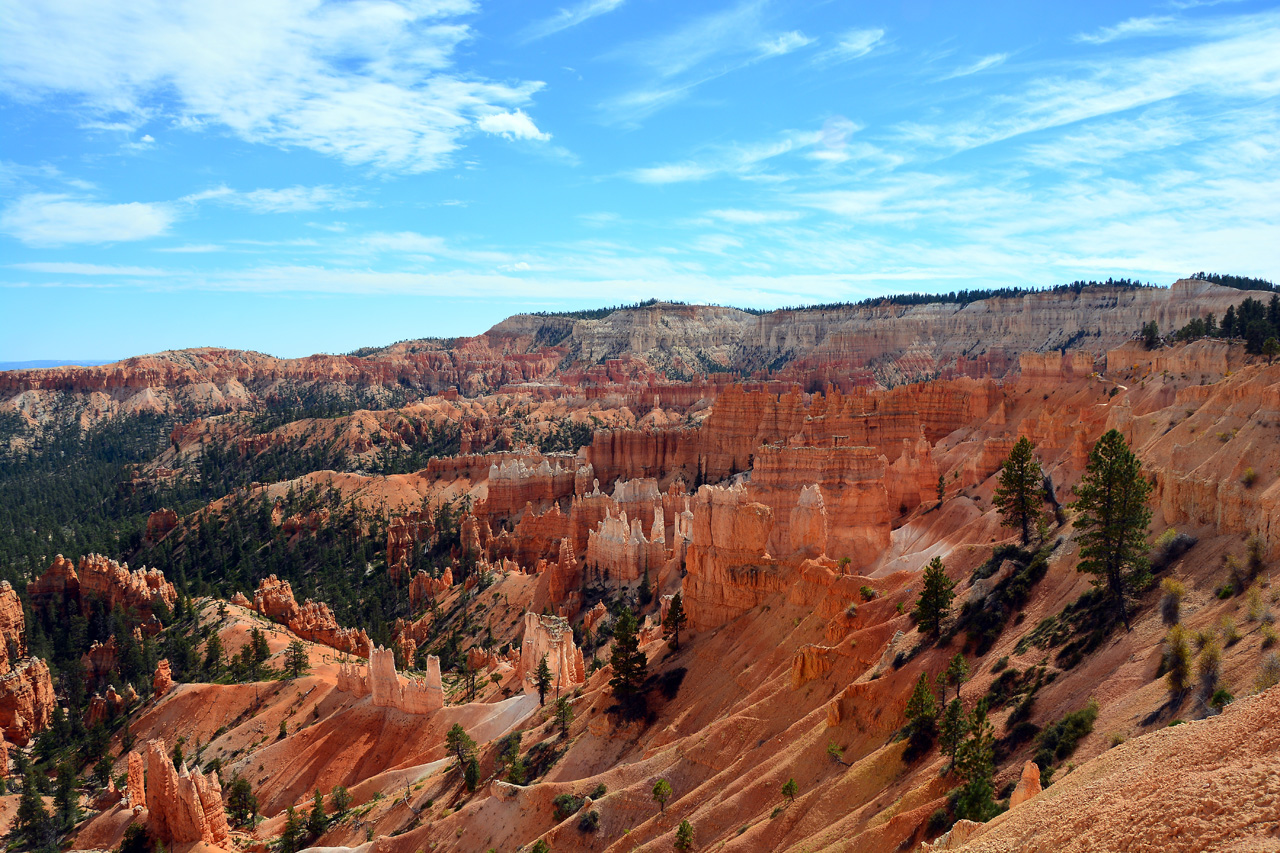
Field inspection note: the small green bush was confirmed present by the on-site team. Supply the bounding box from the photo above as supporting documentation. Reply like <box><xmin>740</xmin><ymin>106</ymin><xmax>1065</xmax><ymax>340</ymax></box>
<box><xmin>1034</xmin><ymin>700</ymin><xmax>1098</xmax><ymax>768</ymax></box>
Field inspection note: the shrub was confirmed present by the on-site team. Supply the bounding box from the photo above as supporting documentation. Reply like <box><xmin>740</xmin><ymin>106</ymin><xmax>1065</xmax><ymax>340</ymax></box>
<box><xmin>1209</xmin><ymin>687</ymin><xmax>1234</xmax><ymax>711</ymax></box>
<box><xmin>1246</xmin><ymin>584</ymin><xmax>1268</xmax><ymax>622</ymax></box>
<box><xmin>588</xmin><ymin>783</ymin><xmax>607</xmax><ymax>799</ymax></box>
<box><xmin>1198</xmin><ymin>639</ymin><xmax>1222</xmax><ymax>696</ymax></box>
<box><xmin>1226</xmin><ymin>555</ymin><xmax>1247</xmax><ymax>595</ymax></box>
<box><xmin>1256</xmin><ymin>653</ymin><xmax>1280</xmax><ymax>691</ymax></box>
<box><xmin>1164</xmin><ymin>625</ymin><xmax>1192</xmax><ymax>696</ymax></box>
<box><xmin>1220</xmin><ymin>616</ymin><xmax>1242</xmax><ymax>646</ymax></box>
<box><xmin>926</xmin><ymin>807</ymin><xmax>953</xmax><ymax>836</ymax></box>
<box><xmin>1262</xmin><ymin>624</ymin><xmax>1278</xmax><ymax>649</ymax></box>
<box><xmin>553</xmin><ymin>793</ymin><xmax>584</xmax><ymax>821</ymax></box>
<box><xmin>1247</xmin><ymin>536</ymin><xmax>1267</xmax><ymax>580</ymax></box>
<box><xmin>1160</xmin><ymin>578</ymin><xmax>1185</xmax><ymax>625</ymax></box>
<box><xmin>845</xmin><ymin>601</ymin><xmax>858</xmax><ymax>618</ymax></box>
<box><xmin>578</xmin><ymin>810</ymin><xmax>599</xmax><ymax>832</ymax></box>
<box><xmin>860</xmin><ymin>586</ymin><xmax>878</xmax><ymax>601</ymax></box>
<box><xmin>1242</xmin><ymin>467</ymin><xmax>1258</xmax><ymax>487</ymax></box>
<box><xmin>1034</xmin><ymin>700</ymin><xmax>1098</xmax><ymax>768</ymax></box>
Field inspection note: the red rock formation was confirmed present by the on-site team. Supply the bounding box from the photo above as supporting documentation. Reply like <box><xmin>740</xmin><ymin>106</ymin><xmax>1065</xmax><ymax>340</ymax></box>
<box><xmin>229</xmin><ymin>591</ymin><xmax>252</xmax><ymax>608</ymax></box>
<box><xmin>386</xmin><ymin>512</ymin><xmax>431</xmax><ymax>583</ymax></box>
<box><xmin>153</xmin><ymin>659</ymin><xmax>173</xmax><ymax>698</ymax></box>
<box><xmin>583</xmin><ymin>601</ymin><xmax>608</xmax><ymax>634</ymax></box>
<box><xmin>85</xmin><ymin>685</ymin><xmax>125</xmax><ymax>727</ymax></box>
<box><xmin>337</xmin><ymin>647</ymin><xmax>443</xmax><ymax>714</ymax></box>
<box><xmin>0</xmin><ymin>582</ymin><xmax>24</xmax><ymax>674</ymax></box>
<box><xmin>81</xmin><ymin>637</ymin><xmax>119</xmax><ymax>683</ymax></box>
<box><xmin>585</xmin><ymin>506</ymin><xmax>665</xmax><ymax>583</ymax></box>
<box><xmin>138</xmin><ymin>737</ymin><xmax>231</xmax><ymax>845</ymax></box>
<box><xmin>485</xmin><ymin>457</ymin><xmax>585</xmax><ymax>521</ymax></box>
<box><xmin>144</xmin><ymin>508</ymin><xmax>179</xmax><ymax>543</ymax></box>
<box><xmin>408</xmin><ymin>567</ymin><xmax>453</xmax><ymax>610</ymax></box>
<box><xmin>126</xmin><ymin>750</ymin><xmax>144</xmax><ymax>808</ymax></box>
<box><xmin>0</xmin><ymin>657</ymin><xmax>55</xmax><ymax>745</ymax></box>
<box><xmin>1009</xmin><ymin>760</ymin><xmax>1043</xmax><ymax>808</ymax></box>
<box><xmin>683</xmin><ymin>483</ymin><xmax>778</xmax><ymax>631</ymax></box>
<box><xmin>250</xmin><ymin>575</ymin><xmax>372</xmax><ymax>657</ymax></box>
<box><xmin>28</xmin><ymin>553</ymin><xmax>176</xmax><ymax>626</ymax></box>
<box><xmin>519</xmin><ymin>612</ymin><xmax>585</xmax><ymax>696</ymax></box>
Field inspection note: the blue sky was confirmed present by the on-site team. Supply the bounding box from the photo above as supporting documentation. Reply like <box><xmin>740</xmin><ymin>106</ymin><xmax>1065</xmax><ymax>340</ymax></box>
<box><xmin>1</xmin><ymin>0</ymin><xmax>1278</xmax><ymax>360</ymax></box>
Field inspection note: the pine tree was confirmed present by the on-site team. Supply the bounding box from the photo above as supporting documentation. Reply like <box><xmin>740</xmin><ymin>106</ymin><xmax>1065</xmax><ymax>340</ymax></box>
<box><xmin>54</xmin><ymin>763</ymin><xmax>80</xmax><ymax>832</ymax></box>
<box><xmin>284</xmin><ymin>640</ymin><xmax>309</xmax><ymax>679</ymax></box>
<box><xmin>330</xmin><ymin>785</ymin><xmax>351</xmax><ymax>816</ymax></box>
<box><xmin>937</xmin><ymin>472</ymin><xmax>946</xmax><ymax>505</ymax></box>
<box><xmin>535</xmin><ymin>654</ymin><xmax>552</xmax><ymax>706</ymax></box>
<box><xmin>954</xmin><ymin>700</ymin><xmax>997</xmax><ymax>821</ymax></box>
<box><xmin>226</xmin><ymin>776</ymin><xmax>258</xmax><ymax>827</ymax></box>
<box><xmin>663</xmin><ymin>592</ymin><xmax>688</xmax><ymax>651</ymax></box>
<box><xmin>280</xmin><ymin>805</ymin><xmax>304</xmax><ymax>853</ymax></box>
<box><xmin>302</xmin><ymin>789</ymin><xmax>325</xmax><ymax>837</ymax></box>
<box><xmin>913</xmin><ymin>557</ymin><xmax>956</xmax><ymax>638</ymax></box>
<box><xmin>204</xmin><ymin>632</ymin><xmax>224</xmax><ymax>678</ymax></box>
<box><xmin>943</xmin><ymin>652</ymin><xmax>969</xmax><ymax>701</ymax></box>
<box><xmin>939</xmin><ymin>698</ymin><xmax>969</xmax><ymax>771</ymax></box>
<box><xmin>16</xmin><ymin>768</ymin><xmax>56</xmax><ymax>852</ymax></box>
<box><xmin>904</xmin><ymin>672</ymin><xmax>938</xmax><ymax>760</ymax></box>
<box><xmin>554</xmin><ymin>696</ymin><xmax>573</xmax><ymax>737</ymax></box>
<box><xmin>446</xmin><ymin>723</ymin><xmax>477</xmax><ymax>767</ymax></box>
<box><xmin>674</xmin><ymin>820</ymin><xmax>695</xmax><ymax>851</ymax></box>
<box><xmin>1071</xmin><ymin>429</ymin><xmax>1153</xmax><ymax>630</ymax></box>
<box><xmin>609</xmin><ymin>607</ymin><xmax>648</xmax><ymax>701</ymax></box>
<box><xmin>1222</xmin><ymin>305</ymin><xmax>1237</xmax><ymax>337</ymax></box>
<box><xmin>652</xmin><ymin>778</ymin><xmax>672</xmax><ymax>813</ymax></box>
<box><xmin>993</xmin><ymin>437</ymin><xmax>1046</xmax><ymax>545</ymax></box>
<box><xmin>781</xmin><ymin>777</ymin><xmax>798</xmax><ymax>804</ymax></box>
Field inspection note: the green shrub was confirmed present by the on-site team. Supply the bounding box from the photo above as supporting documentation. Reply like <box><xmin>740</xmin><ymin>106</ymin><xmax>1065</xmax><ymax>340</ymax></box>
<box><xmin>578</xmin><ymin>810</ymin><xmax>599</xmax><ymax>832</ymax></box>
<box><xmin>1033</xmin><ymin>700</ymin><xmax>1098</xmax><ymax>768</ymax></box>
<box><xmin>553</xmin><ymin>794</ymin><xmax>584</xmax><ymax>821</ymax></box>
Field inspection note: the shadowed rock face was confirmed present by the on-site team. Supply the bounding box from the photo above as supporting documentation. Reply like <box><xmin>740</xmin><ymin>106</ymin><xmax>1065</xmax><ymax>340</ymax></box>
<box><xmin>0</xmin><ymin>658</ymin><xmax>54</xmax><ymax>745</ymax></box>
<box><xmin>0</xmin><ymin>582</ymin><xmax>24</xmax><ymax>674</ymax></box>
<box><xmin>137</xmin><ymin>737</ymin><xmax>231</xmax><ymax>845</ymax></box>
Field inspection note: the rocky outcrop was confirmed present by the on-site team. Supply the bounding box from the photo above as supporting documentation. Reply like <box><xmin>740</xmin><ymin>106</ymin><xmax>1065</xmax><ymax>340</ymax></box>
<box><xmin>81</xmin><ymin>637</ymin><xmax>119</xmax><ymax>683</ymax></box>
<box><xmin>520</xmin><ymin>613</ymin><xmax>585</xmax><ymax>696</ymax></box>
<box><xmin>153</xmin><ymin>659</ymin><xmax>173</xmax><ymax>697</ymax></box>
<box><xmin>485</xmin><ymin>457</ymin><xmax>587</xmax><ymax>521</ymax></box>
<box><xmin>585</xmin><ymin>506</ymin><xmax>665</xmax><ymax>583</ymax></box>
<box><xmin>144</xmin><ymin>508</ymin><xmax>179</xmax><ymax>543</ymax></box>
<box><xmin>683</xmin><ymin>483</ymin><xmax>778</xmax><ymax>630</ymax></box>
<box><xmin>791</xmin><ymin>644</ymin><xmax>840</xmax><ymax>689</ymax></box>
<box><xmin>1009</xmin><ymin>760</ymin><xmax>1042</xmax><ymax>808</ymax></box>
<box><xmin>126</xmin><ymin>750</ymin><xmax>145</xmax><ymax>808</ymax></box>
<box><xmin>387</xmin><ymin>512</ymin><xmax>431</xmax><ymax>583</ymax></box>
<box><xmin>0</xmin><ymin>657</ymin><xmax>55</xmax><ymax>745</ymax></box>
<box><xmin>0</xmin><ymin>582</ymin><xmax>24</xmax><ymax>674</ymax></box>
<box><xmin>251</xmin><ymin>575</ymin><xmax>372</xmax><ymax>657</ymax></box>
<box><xmin>28</xmin><ymin>553</ymin><xmax>176</xmax><ymax>626</ymax></box>
<box><xmin>85</xmin><ymin>686</ymin><xmax>125</xmax><ymax>727</ymax></box>
<box><xmin>408</xmin><ymin>566</ymin><xmax>453</xmax><ymax>610</ymax></box>
<box><xmin>338</xmin><ymin>647</ymin><xmax>444</xmax><ymax>714</ymax></box>
<box><xmin>137</xmin><ymin>737</ymin><xmax>231</xmax><ymax>845</ymax></box>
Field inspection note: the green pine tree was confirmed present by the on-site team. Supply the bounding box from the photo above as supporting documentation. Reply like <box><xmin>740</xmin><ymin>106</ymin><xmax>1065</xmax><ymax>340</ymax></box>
<box><xmin>913</xmin><ymin>557</ymin><xmax>956</xmax><ymax>637</ymax></box>
<box><xmin>1071</xmin><ymin>429</ymin><xmax>1153</xmax><ymax>630</ymax></box>
<box><xmin>674</xmin><ymin>819</ymin><xmax>695</xmax><ymax>851</ymax></box>
<box><xmin>307</xmin><ymin>789</ymin><xmax>326</xmax><ymax>837</ymax></box>
<box><xmin>663</xmin><ymin>592</ymin><xmax>689</xmax><ymax>651</ymax></box>
<box><xmin>938</xmin><ymin>698</ymin><xmax>969</xmax><ymax>772</ymax></box>
<box><xmin>609</xmin><ymin>607</ymin><xmax>648</xmax><ymax>701</ymax></box>
<box><xmin>954</xmin><ymin>700</ymin><xmax>997</xmax><ymax>821</ymax></box>
<box><xmin>993</xmin><ymin>437</ymin><xmax>1046</xmax><ymax>545</ymax></box>
<box><xmin>535</xmin><ymin>654</ymin><xmax>552</xmax><ymax>706</ymax></box>
<box><xmin>903</xmin><ymin>672</ymin><xmax>938</xmax><ymax>760</ymax></box>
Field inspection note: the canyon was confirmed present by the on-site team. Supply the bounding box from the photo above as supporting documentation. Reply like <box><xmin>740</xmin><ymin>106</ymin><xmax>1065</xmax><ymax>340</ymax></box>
<box><xmin>0</xmin><ymin>278</ymin><xmax>1276</xmax><ymax>853</ymax></box>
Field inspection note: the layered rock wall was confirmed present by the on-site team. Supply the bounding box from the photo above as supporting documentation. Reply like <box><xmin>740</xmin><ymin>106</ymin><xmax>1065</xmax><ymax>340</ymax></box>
<box><xmin>0</xmin><ymin>657</ymin><xmax>55</xmax><ymax>745</ymax></box>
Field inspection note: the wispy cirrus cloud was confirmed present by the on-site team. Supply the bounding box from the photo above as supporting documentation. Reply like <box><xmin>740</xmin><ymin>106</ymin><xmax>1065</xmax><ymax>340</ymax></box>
<box><xmin>812</xmin><ymin>28</ymin><xmax>885</xmax><ymax>65</ymax></box>
<box><xmin>181</xmin><ymin>185</ymin><xmax>364</xmax><ymax>213</ymax></box>
<box><xmin>0</xmin><ymin>194</ymin><xmax>176</xmax><ymax>246</ymax></box>
<box><xmin>626</xmin><ymin>129</ymin><xmax>818</xmax><ymax>183</ymax></box>
<box><xmin>1075</xmin><ymin>15</ymin><xmax>1177</xmax><ymax>44</ymax></box>
<box><xmin>939</xmin><ymin>53</ymin><xmax>1007</xmax><ymax>80</ymax></box>
<box><xmin>0</xmin><ymin>0</ymin><xmax>547</xmax><ymax>173</ymax></box>
<box><xmin>10</xmin><ymin>262</ymin><xmax>169</xmax><ymax>276</ymax></box>
<box><xmin>600</xmin><ymin>0</ymin><xmax>814</xmax><ymax>123</ymax></box>
<box><xmin>522</xmin><ymin>0</ymin><xmax>625</xmax><ymax>42</ymax></box>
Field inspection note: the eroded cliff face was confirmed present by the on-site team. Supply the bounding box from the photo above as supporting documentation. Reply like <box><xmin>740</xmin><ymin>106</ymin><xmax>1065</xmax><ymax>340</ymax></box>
<box><xmin>0</xmin><ymin>582</ymin><xmax>24</xmax><ymax>674</ymax></box>
<box><xmin>135</xmin><ymin>737</ymin><xmax>231</xmax><ymax>846</ymax></box>
<box><xmin>251</xmin><ymin>575</ymin><xmax>372</xmax><ymax>657</ymax></box>
<box><xmin>0</xmin><ymin>657</ymin><xmax>55</xmax><ymax>745</ymax></box>
<box><xmin>28</xmin><ymin>553</ymin><xmax>176</xmax><ymax>628</ymax></box>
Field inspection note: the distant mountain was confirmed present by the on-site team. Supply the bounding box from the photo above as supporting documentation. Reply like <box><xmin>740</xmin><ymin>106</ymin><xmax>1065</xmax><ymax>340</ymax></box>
<box><xmin>0</xmin><ymin>359</ymin><xmax>115</xmax><ymax>370</ymax></box>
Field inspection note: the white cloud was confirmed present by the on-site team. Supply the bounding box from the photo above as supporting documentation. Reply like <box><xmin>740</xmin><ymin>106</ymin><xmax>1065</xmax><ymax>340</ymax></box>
<box><xmin>601</xmin><ymin>0</ymin><xmax>818</xmax><ymax>122</ymax></box>
<box><xmin>940</xmin><ymin>53</ymin><xmax>1007</xmax><ymax>80</ymax></box>
<box><xmin>626</xmin><ymin>129</ymin><xmax>818</xmax><ymax>183</ymax></box>
<box><xmin>708</xmin><ymin>209</ymin><xmax>802</xmax><ymax>224</ymax></box>
<box><xmin>0</xmin><ymin>0</ymin><xmax>545</xmax><ymax>173</ymax></box>
<box><xmin>477</xmin><ymin>110</ymin><xmax>551</xmax><ymax>141</ymax></box>
<box><xmin>628</xmin><ymin>162</ymin><xmax>716</xmax><ymax>184</ymax></box>
<box><xmin>154</xmin><ymin>243</ymin><xmax>222</xmax><ymax>253</ymax></box>
<box><xmin>361</xmin><ymin>231</ymin><xmax>449</xmax><ymax>256</ymax></box>
<box><xmin>10</xmin><ymin>262</ymin><xmax>169</xmax><ymax>276</ymax></box>
<box><xmin>0</xmin><ymin>193</ymin><xmax>175</xmax><ymax>246</ymax></box>
<box><xmin>181</xmin><ymin>185</ymin><xmax>361</xmax><ymax>213</ymax></box>
<box><xmin>813</xmin><ymin>28</ymin><xmax>884</xmax><ymax>64</ymax></box>
<box><xmin>1076</xmin><ymin>16</ymin><xmax>1177</xmax><ymax>44</ymax></box>
<box><xmin>522</xmin><ymin>0</ymin><xmax>625</xmax><ymax>41</ymax></box>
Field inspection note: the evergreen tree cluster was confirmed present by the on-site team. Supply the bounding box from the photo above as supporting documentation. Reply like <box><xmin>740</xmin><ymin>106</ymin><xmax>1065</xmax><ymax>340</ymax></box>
<box><xmin>1172</xmin><ymin>294</ymin><xmax>1280</xmax><ymax>355</ymax></box>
